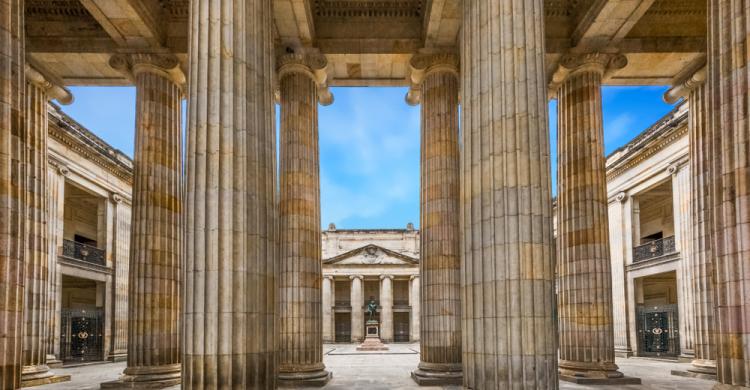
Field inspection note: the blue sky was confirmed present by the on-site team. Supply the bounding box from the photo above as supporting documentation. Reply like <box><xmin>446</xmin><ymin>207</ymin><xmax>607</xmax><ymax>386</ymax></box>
<box><xmin>60</xmin><ymin>85</ymin><xmax>675</xmax><ymax>229</ymax></box>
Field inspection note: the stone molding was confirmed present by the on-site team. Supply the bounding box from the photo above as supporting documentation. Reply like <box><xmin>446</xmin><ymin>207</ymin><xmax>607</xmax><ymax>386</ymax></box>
<box><xmin>663</xmin><ymin>65</ymin><xmax>706</xmax><ymax>104</ymax></box>
<box><xmin>25</xmin><ymin>64</ymin><xmax>73</xmax><ymax>105</ymax></box>
<box><xmin>109</xmin><ymin>53</ymin><xmax>186</xmax><ymax>93</ymax></box>
<box><xmin>607</xmin><ymin>124</ymin><xmax>688</xmax><ymax>181</ymax></box>
<box><xmin>405</xmin><ymin>52</ymin><xmax>459</xmax><ymax>106</ymax></box>
<box><xmin>548</xmin><ymin>53</ymin><xmax>628</xmax><ymax>98</ymax></box>
<box><xmin>277</xmin><ymin>52</ymin><xmax>334</xmax><ymax>106</ymax></box>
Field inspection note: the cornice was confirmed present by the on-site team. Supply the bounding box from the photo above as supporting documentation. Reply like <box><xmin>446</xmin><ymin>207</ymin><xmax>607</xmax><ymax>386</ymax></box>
<box><xmin>47</xmin><ymin>104</ymin><xmax>133</xmax><ymax>183</ymax></box>
<box><xmin>605</xmin><ymin>113</ymin><xmax>688</xmax><ymax>181</ymax></box>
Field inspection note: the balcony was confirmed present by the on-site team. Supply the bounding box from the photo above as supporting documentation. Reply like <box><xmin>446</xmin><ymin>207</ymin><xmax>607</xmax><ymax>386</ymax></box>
<box><xmin>62</xmin><ymin>239</ymin><xmax>106</xmax><ymax>266</ymax></box>
<box><xmin>633</xmin><ymin>236</ymin><xmax>676</xmax><ymax>263</ymax></box>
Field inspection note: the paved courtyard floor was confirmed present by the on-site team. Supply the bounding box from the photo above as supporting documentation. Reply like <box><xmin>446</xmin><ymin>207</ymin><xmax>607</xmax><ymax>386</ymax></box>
<box><xmin>37</xmin><ymin>343</ymin><xmax>716</xmax><ymax>389</ymax></box>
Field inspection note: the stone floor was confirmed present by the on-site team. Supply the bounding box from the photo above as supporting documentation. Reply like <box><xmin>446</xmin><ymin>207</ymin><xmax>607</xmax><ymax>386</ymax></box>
<box><xmin>35</xmin><ymin>344</ymin><xmax>716</xmax><ymax>390</ymax></box>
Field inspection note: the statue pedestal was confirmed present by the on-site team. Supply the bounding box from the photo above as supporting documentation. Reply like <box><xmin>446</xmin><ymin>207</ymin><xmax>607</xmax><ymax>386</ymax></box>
<box><xmin>356</xmin><ymin>320</ymin><xmax>389</xmax><ymax>351</ymax></box>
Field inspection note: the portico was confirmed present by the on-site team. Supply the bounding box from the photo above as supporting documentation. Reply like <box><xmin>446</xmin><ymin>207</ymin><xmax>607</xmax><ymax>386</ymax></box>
<box><xmin>0</xmin><ymin>1</ymin><xmax>747</xmax><ymax>390</ymax></box>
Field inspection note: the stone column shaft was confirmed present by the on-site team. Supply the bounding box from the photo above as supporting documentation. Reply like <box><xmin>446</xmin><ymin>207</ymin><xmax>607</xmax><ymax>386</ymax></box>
<box><xmin>322</xmin><ymin>276</ymin><xmax>334</xmax><ymax>343</ymax></box>
<box><xmin>688</xmin><ymin>79</ymin><xmax>717</xmax><ymax>377</ymax></box>
<box><xmin>277</xmin><ymin>53</ymin><xmax>331</xmax><ymax>387</ymax></box>
<box><xmin>409</xmin><ymin>276</ymin><xmax>420</xmax><ymax>342</ymax></box>
<box><xmin>379</xmin><ymin>276</ymin><xmax>393</xmax><ymax>342</ymax></box>
<box><xmin>708</xmin><ymin>2</ymin><xmax>750</xmax><ymax>387</ymax></box>
<box><xmin>351</xmin><ymin>276</ymin><xmax>364</xmax><ymax>342</ymax></box>
<box><xmin>102</xmin><ymin>54</ymin><xmax>184</xmax><ymax>388</ymax></box>
<box><xmin>409</xmin><ymin>53</ymin><xmax>462</xmax><ymax>386</ymax></box>
<box><xmin>0</xmin><ymin>1</ymin><xmax>25</xmax><ymax>387</ymax></box>
<box><xmin>672</xmin><ymin>163</ymin><xmax>696</xmax><ymax>359</ymax></box>
<box><xmin>46</xmin><ymin>166</ymin><xmax>65</xmax><ymax>368</ymax></box>
<box><xmin>183</xmin><ymin>0</ymin><xmax>278</xmax><ymax>388</ymax></box>
<box><xmin>21</xmin><ymin>66</ymin><xmax>71</xmax><ymax>387</ymax></box>
<box><xmin>555</xmin><ymin>54</ymin><xmax>634</xmax><ymax>384</ymax></box>
<box><xmin>460</xmin><ymin>1</ymin><xmax>557</xmax><ymax>388</ymax></box>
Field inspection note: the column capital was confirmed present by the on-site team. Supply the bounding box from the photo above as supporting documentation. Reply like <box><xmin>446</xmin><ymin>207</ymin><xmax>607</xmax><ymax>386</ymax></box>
<box><xmin>548</xmin><ymin>52</ymin><xmax>627</xmax><ymax>98</ymax></box>
<box><xmin>25</xmin><ymin>64</ymin><xmax>73</xmax><ymax>105</ymax></box>
<box><xmin>406</xmin><ymin>52</ymin><xmax>459</xmax><ymax>106</ymax></box>
<box><xmin>111</xmin><ymin>193</ymin><xmax>124</xmax><ymax>204</ymax></box>
<box><xmin>663</xmin><ymin>65</ymin><xmax>706</xmax><ymax>104</ymax></box>
<box><xmin>349</xmin><ymin>275</ymin><xmax>363</xmax><ymax>281</ymax></box>
<box><xmin>277</xmin><ymin>51</ymin><xmax>334</xmax><ymax>106</ymax></box>
<box><xmin>323</xmin><ymin>275</ymin><xmax>334</xmax><ymax>281</ymax></box>
<box><xmin>109</xmin><ymin>53</ymin><xmax>186</xmax><ymax>91</ymax></box>
<box><xmin>410</xmin><ymin>275</ymin><xmax>419</xmax><ymax>281</ymax></box>
<box><xmin>380</xmin><ymin>274</ymin><xmax>394</xmax><ymax>281</ymax></box>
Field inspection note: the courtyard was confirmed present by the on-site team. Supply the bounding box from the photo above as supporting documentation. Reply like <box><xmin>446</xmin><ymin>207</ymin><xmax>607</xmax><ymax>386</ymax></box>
<box><xmin>36</xmin><ymin>344</ymin><xmax>715</xmax><ymax>390</ymax></box>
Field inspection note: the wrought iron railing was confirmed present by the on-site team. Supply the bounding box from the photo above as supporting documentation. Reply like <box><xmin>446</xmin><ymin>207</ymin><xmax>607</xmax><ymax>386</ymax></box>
<box><xmin>334</xmin><ymin>300</ymin><xmax>351</xmax><ymax>307</ymax></box>
<box><xmin>62</xmin><ymin>239</ymin><xmax>106</xmax><ymax>266</ymax></box>
<box><xmin>393</xmin><ymin>300</ymin><xmax>410</xmax><ymax>307</ymax></box>
<box><xmin>633</xmin><ymin>236</ymin><xmax>676</xmax><ymax>263</ymax></box>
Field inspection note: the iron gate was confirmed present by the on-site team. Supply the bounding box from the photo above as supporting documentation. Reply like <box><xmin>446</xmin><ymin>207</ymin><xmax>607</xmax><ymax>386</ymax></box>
<box><xmin>637</xmin><ymin>304</ymin><xmax>679</xmax><ymax>357</ymax></box>
<box><xmin>61</xmin><ymin>307</ymin><xmax>104</xmax><ymax>362</ymax></box>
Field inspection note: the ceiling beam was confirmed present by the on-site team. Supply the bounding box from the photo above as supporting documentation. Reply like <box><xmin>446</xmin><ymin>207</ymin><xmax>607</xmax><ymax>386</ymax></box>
<box><xmin>274</xmin><ymin>0</ymin><xmax>315</xmax><ymax>47</ymax></box>
<box><xmin>78</xmin><ymin>0</ymin><xmax>165</xmax><ymax>49</ymax></box>
<box><xmin>422</xmin><ymin>0</ymin><xmax>460</xmax><ymax>49</ymax></box>
<box><xmin>571</xmin><ymin>0</ymin><xmax>657</xmax><ymax>51</ymax></box>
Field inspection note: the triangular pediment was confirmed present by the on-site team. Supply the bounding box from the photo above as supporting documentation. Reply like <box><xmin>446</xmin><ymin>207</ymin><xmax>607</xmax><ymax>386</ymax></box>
<box><xmin>323</xmin><ymin>244</ymin><xmax>418</xmax><ymax>266</ymax></box>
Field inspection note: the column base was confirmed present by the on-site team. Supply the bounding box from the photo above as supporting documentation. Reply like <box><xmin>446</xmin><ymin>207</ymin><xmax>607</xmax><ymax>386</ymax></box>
<box><xmin>100</xmin><ymin>363</ymin><xmax>181</xmax><ymax>389</ymax></box>
<box><xmin>615</xmin><ymin>346</ymin><xmax>634</xmax><ymax>358</ymax></box>
<box><xmin>672</xmin><ymin>359</ymin><xmax>717</xmax><ymax>381</ymax></box>
<box><xmin>278</xmin><ymin>364</ymin><xmax>331</xmax><ymax>388</ymax></box>
<box><xmin>46</xmin><ymin>354</ymin><xmax>63</xmax><ymax>369</ymax></box>
<box><xmin>411</xmin><ymin>362</ymin><xmax>463</xmax><ymax>386</ymax></box>
<box><xmin>559</xmin><ymin>360</ymin><xmax>641</xmax><ymax>385</ymax></box>
<box><xmin>107</xmin><ymin>350</ymin><xmax>128</xmax><ymax>363</ymax></box>
<box><xmin>21</xmin><ymin>364</ymin><xmax>71</xmax><ymax>388</ymax></box>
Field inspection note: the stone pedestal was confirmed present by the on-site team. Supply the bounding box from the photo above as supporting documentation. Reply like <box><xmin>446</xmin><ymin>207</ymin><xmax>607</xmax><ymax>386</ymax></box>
<box><xmin>407</xmin><ymin>52</ymin><xmax>462</xmax><ymax>387</ymax></box>
<box><xmin>20</xmin><ymin>66</ymin><xmax>72</xmax><ymax>388</ymax></box>
<box><xmin>100</xmin><ymin>54</ymin><xmax>184</xmax><ymax>389</ymax></box>
<box><xmin>356</xmin><ymin>321</ymin><xmax>389</xmax><ymax>352</ymax></box>
<box><xmin>276</xmin><ymin>52</ymin><xmax>331</xmax><ymax>388</ymax></box>
<box><xmin>555</xmin><ymin>53</ymin><xmax>639</xmax><ymax>386</ymax></box>
<box><xmin>183</xmin><ymin>0</ymin><xmax>279</xmax><ymax>388</ymax></box>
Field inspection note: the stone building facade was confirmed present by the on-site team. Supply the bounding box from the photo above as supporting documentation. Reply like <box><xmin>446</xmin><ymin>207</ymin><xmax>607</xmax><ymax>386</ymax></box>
<box><xmin>4</xmin><ymin>1</ymin><xmax>750</xmax><ymax>389</ymax></box>
<box><xmin>321</xmin><ymin>225</ymin><xmax>420</xmax><ymax>344</ymax></box>
<box><xmin>604</xmin><ymin>103</ymin><xmax>694</xmax><ymax>363</ymax></box>
<box><xmin>41</xmin><ymin>104</ymin><xmax>133</xmax><ymax>380</ymax></box>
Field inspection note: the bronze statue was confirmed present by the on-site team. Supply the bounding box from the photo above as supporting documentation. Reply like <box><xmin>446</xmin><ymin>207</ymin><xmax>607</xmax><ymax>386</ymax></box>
<box><xmin>366</xmin><ymin>296</ymin><xmax>378</xmax><ymax>321</ymax></box>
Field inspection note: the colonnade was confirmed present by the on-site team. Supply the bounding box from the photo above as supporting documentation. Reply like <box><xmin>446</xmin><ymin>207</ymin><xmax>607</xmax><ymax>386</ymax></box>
<box><xmin>1</xmin><ymin>0</ymin><xmax>750</xmax><ymax>390</ymax></box>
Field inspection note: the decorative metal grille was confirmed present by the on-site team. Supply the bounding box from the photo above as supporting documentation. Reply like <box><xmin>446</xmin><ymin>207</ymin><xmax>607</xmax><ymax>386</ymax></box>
<box><xmin>62</xmin><ymin>239</ymin><xmax>106</xmax><ymax>266</ymax></box>
<box><xmin>633</xmin><ymin>235</ymin><xmax>676</xmax><ymax>263</ymax></box>
<box><xmin>60</xmin><ymin>307</ymin><xmax>104</xmax><ymax>363</ymax></box>
<box><xmin>637</xmin><ymin>304</ymin><xmax>680</xmax><ymax>357</ymax></box>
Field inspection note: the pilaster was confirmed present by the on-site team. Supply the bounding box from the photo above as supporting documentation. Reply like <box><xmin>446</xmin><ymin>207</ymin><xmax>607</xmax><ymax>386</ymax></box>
<box><xmin>21</xmin><ymin>65</ymin><xmax>72</xmax><ymax>388</ymax></box>
<box><xmin>101</xmin><ymin>53</ymin><xmax>184</xmax><ymax>389</ymax></box>
<box><xmin>183</xmin><ymin>0</ymin><xmax>279</xmax><ymax>388</ymax></box>
<box><xmin>277</xmin><ymin>51</ymin><xmax>331</xmax><ymax>388</ymax></box>
<box><xmin>409</xmin><ymin>276</ymin><xmax>420</xmax><ymax>343</ymax></box>
<box><xmin>322</xmin><ymin>276</ymin><xmax>334</xmax><ymax>343</ymax></box>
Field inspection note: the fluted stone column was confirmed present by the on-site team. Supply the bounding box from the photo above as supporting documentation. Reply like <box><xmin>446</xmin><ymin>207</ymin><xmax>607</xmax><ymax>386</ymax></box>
<box><xmin>664</xmin><ymin>67</ymin><xmax>718</xmax><ymax>380</ymax></box>
<box><xmin>322</xmin><ymin>276</ymin><xmax>334</xmax><ymax>343</ymax></box>
<box><xmin>379</xmin><ymin>275</ymin><xmax>393</xmax><ymax>342</ymax></box>
<box><xmin>460</xmin><ymin>1</ymin><xmax>557</xmax><ymax>388</ymax></box>
<box><xmin>407</xmin><ymin>53</ymin><xmax>462</xmax><ymax>386</ymax></box>
<box><xmin>20</xmin><ymin>65</ymin><xmax>72</xmax><ymax>388</ymax></box>
<box><xmin>554</xmin><ymin>53</ymin><xmax>638</xmax><ymax>385</ymax></box>
<box><xmin>183</xmin><ymin>0</ymin><xmax>279</xmax><ymax>388</ymax></box>
<box><xmin>277</xmin><ymin>52</ymin><xmax>331</xmax><ymax>387</ymax></box>
<box><xmin>0</xmin><ymin>1</ymin><xmax>25</xmax><ymax>387</ymax></box>
<box><xmin>708</xmin><ymin>3</ymin><xmax>750</xmax><ymax>386</ymax></box>
<box><xmin>409</xmin><ymin>276</ymin><xmax>420</xmax><ymax>342</ymax></box>
<box><xmin>46</xmin><ymin>165</ymin><xmax>66</xmax><ymax>368</ymax></box>
<box><xmin>672</xmin><ymin>162</ymin><xmax>695</xmax><ymax>360</ymax></box>
<box><xmin>101</xmin><ymin>53</ymin><xmax>184</xmax><ymax>389</ymax></box>
<box><xmin>351</xmin><ymin>275</ymin><xmax>364</xmax><ymax>342</ymax></box>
